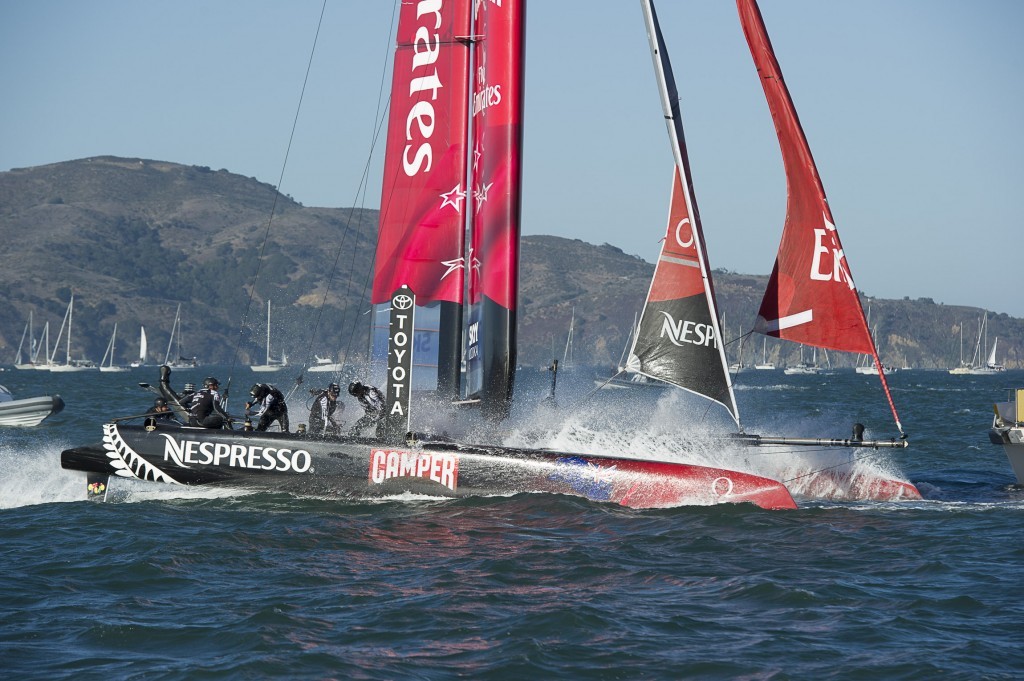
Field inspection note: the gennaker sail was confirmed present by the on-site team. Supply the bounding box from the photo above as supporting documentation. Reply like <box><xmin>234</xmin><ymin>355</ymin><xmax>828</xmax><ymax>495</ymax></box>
<box><xmin>737</xmin><ymin>0</ymin><xmax>903</xmax><ymax>434</ymax></box>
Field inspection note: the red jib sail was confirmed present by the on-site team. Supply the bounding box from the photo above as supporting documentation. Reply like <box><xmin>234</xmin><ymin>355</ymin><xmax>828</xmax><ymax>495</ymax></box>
<box><xmin>372</xmin><ymin>0</ymin><xmax>473</xmax><ymax>306</ymax></box>
<box><xmin>465</xmin><ymin>0</ymin><xmax>525</xmax><ymax>416</ymax></box>
<box><xmin>629</xmin><ymin>170</ymin><xmax>738</xmax><ymax>422</ymax></box>
<box><xmin>633</xmin><ymin>1</ymin><xmax>738</xmax><ymax>424</ymax></box>
<box><xmin>737</xmin><ymin>0</ymin><xmax>903</xmax><ymax>432</ymax></box>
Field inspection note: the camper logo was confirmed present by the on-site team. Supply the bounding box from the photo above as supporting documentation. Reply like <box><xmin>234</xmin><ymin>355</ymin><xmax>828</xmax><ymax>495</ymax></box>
<box><xmin>369</xmin><ymin>449</ymin><xmax>459</xmax><ymax>491</ymax></box>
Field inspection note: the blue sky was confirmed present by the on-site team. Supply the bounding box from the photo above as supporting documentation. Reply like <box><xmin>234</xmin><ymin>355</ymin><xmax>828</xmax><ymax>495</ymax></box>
<box><xmin>3</xmin><ymin>1</ymin><xmax>1022</xmax><ymax>317</ymax></box>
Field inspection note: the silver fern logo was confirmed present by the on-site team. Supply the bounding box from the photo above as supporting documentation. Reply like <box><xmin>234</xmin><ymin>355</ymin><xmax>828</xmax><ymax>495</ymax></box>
<box><xmin>102</xmin><ymin>424</ymin><xmax>180</xmax><ymax>484</ymax></box>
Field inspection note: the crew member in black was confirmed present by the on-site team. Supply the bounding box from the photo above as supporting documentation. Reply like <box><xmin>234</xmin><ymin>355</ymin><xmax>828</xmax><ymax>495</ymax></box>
<box><xmin>148</xmin><ymin>397</ymin><xmax>180</xmax><ymax>423</ymax></box>
<box><xmin>245</xmin><ymin>383</ymin><xmax>289</xmax><ymax>432</ymax></box>
<box><xmin>190</xmin><ymin>376</ymin><xmax>227</xmax><ymax>428</ymax></box>
<box><xmin>177</xmin><ymin>382</ymin><xmax>197</xmax><ymax>411</ymax></box>
<box><xmin>308</xmin><ymin>383</ymin><xmax>343</xmax><ymax>436</ymax></box>
<box><xmin>348</xmin><ymin>381</ymin><xmax>385</xmax><ymax>435</ymax></box>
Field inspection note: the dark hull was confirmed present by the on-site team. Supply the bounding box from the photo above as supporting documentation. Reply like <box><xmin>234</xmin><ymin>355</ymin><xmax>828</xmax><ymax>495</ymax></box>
<box><xmin>60</xmin><ymin>423</ymin><xmax>797</xmax><ymax>510</ymax></box>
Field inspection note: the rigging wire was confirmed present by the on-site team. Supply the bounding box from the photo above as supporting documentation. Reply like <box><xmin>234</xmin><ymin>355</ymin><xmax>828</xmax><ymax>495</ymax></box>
<box><xmin>290</xmin><ymin>0</ymin><xmax>398</xmax><ymax>389</ymax></box>
<box><xmin>224</xmin><ymin>0</ymin><xmax>330</xmax><ymax>404</ymax></box>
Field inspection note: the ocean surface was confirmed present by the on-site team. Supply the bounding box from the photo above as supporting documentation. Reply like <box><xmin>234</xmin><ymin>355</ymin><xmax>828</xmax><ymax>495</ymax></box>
<box><xmin>1</xmin><ymin>365</ymin><xmax>1022</xmax><ymax>680</ymax></box>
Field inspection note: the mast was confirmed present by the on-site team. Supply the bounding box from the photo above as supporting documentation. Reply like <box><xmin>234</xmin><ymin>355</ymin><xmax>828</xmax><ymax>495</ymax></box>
<box><xmin>736</xmin><ymin>0</ymin><xmax>903</xmax><ymax>434</ymax></box>
<box><xmin>164</xmin><ymin>304</ymin><xmax>181</xmax><ymax>366</ymax></box>
<box><xmin>635</xmin><ymin>0</ymin><xmax>740</xmax><ymax>425</ymax></box>
<box><xmin>266</xmin><ymin>300</ymin><xmax>272</xmax><ymax>365</ymax></box>
<box><xmin>562</xmin><ymin>307</ymin><xmax>574</xmax><ymax>367</ymax></box>
<box><xmin>465</xmin><ymin>0</ymin><xmax>526</xmax><ymax>420</ymax></box>
<box><xmin>66</xmin><ymin>294</ymin><xmax>73</xmax><ymax>365</ymax></box>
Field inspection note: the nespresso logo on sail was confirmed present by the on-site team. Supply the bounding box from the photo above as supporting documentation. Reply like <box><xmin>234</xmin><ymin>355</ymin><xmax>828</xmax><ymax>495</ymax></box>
<box><xmin>162</xmin><ymin>435</ymin><xmax>312</xmax><ymax>473</ymax></box>
<box><xmin>402</xmin><ymin>0</ymin><xmax>447</xmax><ymax>176</ymax></box>
<box><xmin>369</xmin><ymin>449</ymin><xmax>459</xmax><ymax>490</ymax></box>
<box><xmin>658</xmin><ymin>311</ymin><xmax>717</xmax><ymax>348</ymax></box>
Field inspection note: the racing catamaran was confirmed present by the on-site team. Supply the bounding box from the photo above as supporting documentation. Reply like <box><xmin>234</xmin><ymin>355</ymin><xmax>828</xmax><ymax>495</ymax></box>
<box><xmin>61</xmin><ymin>0</ymin><xmax>916</xmax><ymax>508</ymax></box>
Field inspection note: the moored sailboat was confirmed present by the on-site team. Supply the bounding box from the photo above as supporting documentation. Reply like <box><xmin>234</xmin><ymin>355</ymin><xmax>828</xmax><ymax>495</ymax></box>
<box><xmin>130</xmin><ymin>326</ymin><xmax>147</xmax><ymax>368</ymax></box>
<box><xmin>49</xmin><ymin>294</ymin><xmax>96</xmax><ymax>372</ymax></box>
<box><xmin>163</xmin><ymin>304</ymin><xmax>198</xmax><ymax>368</ymax></box>
<box><xmin>99</xmin><ymin>323</ymin><xmax>130</xmax><ymax>373</ymax></box>
<box><xmin>250</xmin><ymin>301</ymin><xmax>288</xmax><ymax>373</ymax></box>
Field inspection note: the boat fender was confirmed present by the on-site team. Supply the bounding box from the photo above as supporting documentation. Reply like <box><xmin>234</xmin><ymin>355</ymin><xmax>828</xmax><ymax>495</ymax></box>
<box><xmin>852</xmin><ymin>423</ymin><xmax>865</xmax><ymax>442</ymax></box>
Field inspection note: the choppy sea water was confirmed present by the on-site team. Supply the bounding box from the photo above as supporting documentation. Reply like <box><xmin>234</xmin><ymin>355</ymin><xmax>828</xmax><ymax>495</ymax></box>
<box><xmin>1</xmin><ymin>365</ymin><xmax>1022</xmax><ymax>680</ymax></box>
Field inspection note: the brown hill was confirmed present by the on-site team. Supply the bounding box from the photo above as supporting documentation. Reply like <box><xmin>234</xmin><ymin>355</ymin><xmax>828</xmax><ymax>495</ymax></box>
<box><xmin>1</xmin><ymin>157</ymin><xmax>1020</xmax><ymax>370</ymax></box>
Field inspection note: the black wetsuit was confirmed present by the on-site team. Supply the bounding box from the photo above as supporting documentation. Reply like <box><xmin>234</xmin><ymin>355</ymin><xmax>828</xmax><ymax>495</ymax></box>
<box><xmin>308</xmin><ymin>390</ymin><xmax>343</xmax><ymax>436</ymax></box>
<box><xmin>190</xmin><ymin>388</ymin><xmax>226</xmax><ymax>428</ymax></box>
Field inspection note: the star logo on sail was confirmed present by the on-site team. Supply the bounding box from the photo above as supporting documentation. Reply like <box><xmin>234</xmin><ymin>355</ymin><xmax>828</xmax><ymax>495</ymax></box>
<box><xmin>474</xmin><ymin>181</ymin><xmax>492</xmax><ymax>212</ymax></box>
<box><xmin>439</xmin><ymin>184</ymin><xmax>466</xmax><ymax>213</ymax></box>
<box><xmin>439</xmin><ymin>247</ymin><xmax>481</xmax><ymax>282</ymax></box>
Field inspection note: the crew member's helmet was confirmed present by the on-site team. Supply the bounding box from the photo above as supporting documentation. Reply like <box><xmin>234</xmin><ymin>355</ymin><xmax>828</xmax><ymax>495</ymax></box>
<box><xmin>249</xmin><ymin>383</ymin><xmax>267</xmax><ymax>399</ymax></box>
<box><xmin>348</xmin><ymin>381</ymin><xmax>361</xmax><ymax>396</ymax></box>
<box><xmin>203</xmin><ymin>377</ymin><xmax>220</xmax><ymax>389</ymax></box>
<box><xmin>328</xmin><ymin>383</ymin><xmax>340</xmax><ymax>396</ymax></box>
<box><xmin>154</xmin><ymin>398</ymin><xmax>168</xmax><ymax>408</ymax></box>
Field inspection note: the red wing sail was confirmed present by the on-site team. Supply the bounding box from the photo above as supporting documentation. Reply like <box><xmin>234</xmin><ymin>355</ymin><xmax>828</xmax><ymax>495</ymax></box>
<box><xmin>464</xmin><ymin>0</ymin><xmax>525</xmax><ymax>417</ymax></box>
<box><xmin>372</xmin><ymin>1</ymin><xmax>472</xmax><ymax>306</ymax></box>
<box><xmin>635</xmin><ymin>1</ymin><xmax>738</xmax><ymax>424</ymax></box>
<box><xmin>738</xmin><ymin>0</ymin><xmax>903</xmax><ymax>432</ymax></box>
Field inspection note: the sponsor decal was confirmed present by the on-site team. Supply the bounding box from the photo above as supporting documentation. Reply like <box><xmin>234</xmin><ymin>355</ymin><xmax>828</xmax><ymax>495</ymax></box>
<box><xmin>472</xmin><ymin>62</ymin><xmax>502</xmax><ymax>117</ymax></box>
<box><xmin>162</xmin><ymin>435</ymin><xmax>312</xmax><ymax>473</ymax></box>
<box><xmin>102</xmin><ymin>423</ymin><xmax>180</xmax><ymax>484</ymax></box>
<box><xmin>369</xmin><ymin>449</ymin><xmax>459</xmax><ymax>491</ymax></box>
<box><xmin>711</xmin><ymin>476</ymin><xmax>735</xmax><ymax>497</ymax></box>
<box><xmin>658</xmin><ymin>311</ymin><xmax>717</xmax><ymax>348</ymax></box>
<box><xmin>549</xmin><ymin>456</ymin><xmax>614</xmax><ymax>501</ymax></box>
<box><xmin>809</xmin><ymin>214</ymin><xmax>854</xmax><ymax>288</ymax></box>
<box><xmin>402</xmin><ymin>0</ymin><xmax>447</xmax><ymax>176</ymax></box>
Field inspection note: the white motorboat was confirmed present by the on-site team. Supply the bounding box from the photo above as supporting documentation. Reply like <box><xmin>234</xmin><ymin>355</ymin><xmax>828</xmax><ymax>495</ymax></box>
<box><xmin>307</xmin><ymin>355</ymin><xmax>345</xmax><ymax>373</ymax></box>
<box><xmin>989</xmin><ymin>388</ymin><xmax>1024</xmax><ymax>484</ymax></box>
<box><xmin>0</xmin><ymin>384</ymin><xmax>65</xmax><ymax>427</ymax></box>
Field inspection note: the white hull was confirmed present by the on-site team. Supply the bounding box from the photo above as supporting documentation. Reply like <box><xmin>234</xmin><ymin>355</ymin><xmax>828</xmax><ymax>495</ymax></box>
<box><xmin>99</xmin><ymin>366</ymin><xmax>131</xmax><ymax>373</ymax></box>
<box><xmin>990</xmin><ymin>389</ymin><xmax>1024</xmax><ymax>484</ymax></box>
<box><xmin>753</xmin><ymin>364</ymin><xmax>776</xmax><ymax>371</ymax></box>
<box><xmin>250</xmin><ymin>364</ymin><xmax>286</xmax><ymax>373</ymax></box>
<box><xmin>0</xmin><ymin>392</ymin><xmax>65</xmax><ymax>427</ymax></box>
<box><xmin>784</xmin><ymin>366</ymin><xmax>819</xmax><ymax>375</ymax></box>
<box><xmin>308</xmin><ymin>363</ymin><xmax>344</xmax><ymax>373</ymax></box>
<box><xmin>49</xmin><ymin>364</ymin><xmax>95</xmax><ymax>373</ymax></box>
